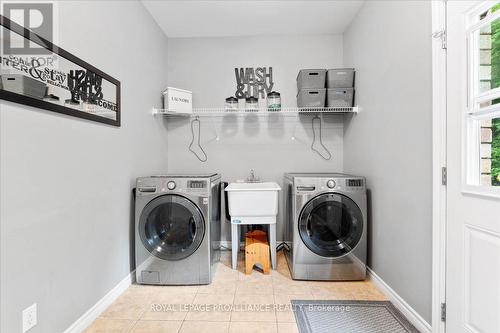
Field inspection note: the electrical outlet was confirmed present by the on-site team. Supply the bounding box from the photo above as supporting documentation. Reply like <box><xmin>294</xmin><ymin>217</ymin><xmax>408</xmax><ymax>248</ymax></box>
<box><xmin>22</xmin><ymin>303</ymin><xmax>37</xmax><ymax>333</ymax></box>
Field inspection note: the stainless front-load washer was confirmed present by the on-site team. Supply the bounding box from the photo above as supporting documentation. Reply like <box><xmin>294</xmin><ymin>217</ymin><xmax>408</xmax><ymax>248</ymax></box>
<box><xmin>284</xmin><ymin>173</ymin><xmax>367</xmax><ymax>281</ymax></box>
<box><xmin>135</xmin><ymin>174</ymin><xmax>221</xmax><ymax>285</ymax></box>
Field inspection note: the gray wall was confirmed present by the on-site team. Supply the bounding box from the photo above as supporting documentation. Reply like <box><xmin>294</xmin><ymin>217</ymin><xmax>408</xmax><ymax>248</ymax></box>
<box><xmin>166</xmin><ymin>35</ymin><xmax>345</xmax><ymax>242</ymax></box>
<box><xmin>0</xmin><ymin>1</ymin><xmax>169</xmax><ymax>332</ymax></box>
<box><xmin>342</xmin><ymin>1</ymin><xmax>433</xmax><ymax>323</ymax></box>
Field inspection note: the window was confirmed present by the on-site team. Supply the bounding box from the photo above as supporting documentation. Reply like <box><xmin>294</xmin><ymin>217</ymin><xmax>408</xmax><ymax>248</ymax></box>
<box><xmin>467</xmin><ymin>3</ymin><xmax>500</xmax><ymax>188</ymax></box>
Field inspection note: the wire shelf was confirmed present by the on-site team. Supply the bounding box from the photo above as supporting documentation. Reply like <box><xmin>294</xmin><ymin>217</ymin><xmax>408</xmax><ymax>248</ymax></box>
<box><xmin>152</xmin><ymin>106</ymin><xmax>358</xmax><ymax>117</ymax></box>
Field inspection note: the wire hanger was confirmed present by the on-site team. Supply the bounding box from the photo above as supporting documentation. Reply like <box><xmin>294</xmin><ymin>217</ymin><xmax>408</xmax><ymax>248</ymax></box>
<box><xmin>189</xmin><ymin>116</ymin><xmax>208</xmax><ymax>162</ymax></box>
<box><xmin>311</xmin><ymin>115</ymin><xmax>332</xmax><ymax>160</ymax></box>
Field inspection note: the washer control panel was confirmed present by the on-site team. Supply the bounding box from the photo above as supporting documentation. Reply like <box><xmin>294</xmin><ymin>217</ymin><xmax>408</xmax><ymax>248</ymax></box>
<box><xmin>188</xmin><ymin>180</ymin><xmax>206</xmax><ymax>189</ymax></box>
<box><xmin>167</xmin><ymin>181</ymin><xmax>176</xmax><ymax>190</ymax></box>
<box><xmin>326</xmin><ymin>179</ymin><xmax>336</xmax><ymax>189</ymax></box>
<box><xmin>293</xmin><ymin>176</ymin><xmax>365</xmax><ymax>194</ymax></box>
<box><xmin>136</xmin><ymin>176</ymin><xmax>216</xmax><ymax>196</ymax></box>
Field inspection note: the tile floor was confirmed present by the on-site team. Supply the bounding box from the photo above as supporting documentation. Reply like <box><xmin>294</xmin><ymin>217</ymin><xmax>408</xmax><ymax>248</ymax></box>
<box><xmin>85</xmin><ymin>251</ymin><xmax>386</xmax><ymax>333</ymax></box>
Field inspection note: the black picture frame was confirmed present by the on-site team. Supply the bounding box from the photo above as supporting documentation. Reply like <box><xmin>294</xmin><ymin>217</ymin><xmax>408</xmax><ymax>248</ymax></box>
<box><xmin>0</xmin><ymin>15</ymin><xmax>121</xmax><ymax>127</ymax></box>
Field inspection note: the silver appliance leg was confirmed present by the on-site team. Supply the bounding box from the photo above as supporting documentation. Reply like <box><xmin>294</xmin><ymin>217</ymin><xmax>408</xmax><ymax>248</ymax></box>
<box><xmin>270</xmin><ymin>224</ymin><xmax>277</xmax><ymax>269</ymax></box>
<box><xmin>231</xmin><ymin>224</ymin><xmax>240</xmax><ymax>270</ymax></box>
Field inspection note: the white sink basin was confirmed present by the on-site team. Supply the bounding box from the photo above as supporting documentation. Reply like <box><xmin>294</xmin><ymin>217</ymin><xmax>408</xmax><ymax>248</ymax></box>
<box><xmin>225</xmin><ymin>182</ymin><xmax>281</xmax><ymax>191</ymax></box>
<box><xmin>225</xmin><ymin>182</ymin><xmax>281</xmax><ymax>224</ymax></box>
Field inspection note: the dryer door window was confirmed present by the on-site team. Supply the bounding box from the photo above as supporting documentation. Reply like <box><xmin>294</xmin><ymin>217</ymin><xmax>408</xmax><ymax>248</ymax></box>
<box><xmin>139</xmin><ymin>194</ymin><xmax>205</xmax><ymax>261</ymax></box>
<box><xmin>298</xmin><ymin>193</ymin><xmax>363</xmax><ymax>258</ymax></box>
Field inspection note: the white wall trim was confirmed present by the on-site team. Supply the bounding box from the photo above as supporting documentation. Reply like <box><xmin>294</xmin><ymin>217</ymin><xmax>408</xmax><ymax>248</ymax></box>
<box><xmin>368</xmin><ymin>268</ymin><xmax>432</xmax><ymax>333</ymax></box>
<box><xmin>431</xmin><ymin>1</ymin><xmax>448</xmax><ymax>333</ymax></box>
<box><xmin>63</xmin><ymin>271</ymin><xmax>134</xmax><ymax>333</ymax></box>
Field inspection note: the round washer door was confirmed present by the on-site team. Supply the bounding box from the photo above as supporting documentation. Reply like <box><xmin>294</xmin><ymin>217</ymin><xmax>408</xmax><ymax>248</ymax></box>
<box><xmin>139</xmin><ymin>194</ymin><xmax>205</xmax><ymax>261</ymax></box>
<box><xmin>298</xmin><ymin>193</ymin><xmax>363</xmax><ymax>258</ymax></box>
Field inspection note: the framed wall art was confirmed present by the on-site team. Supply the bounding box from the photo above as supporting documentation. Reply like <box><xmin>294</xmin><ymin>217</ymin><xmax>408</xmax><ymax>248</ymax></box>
<box><xmin>0</xmin><ymin>15</ymin><xmax>121</xmax><ymax>127</ymax></box>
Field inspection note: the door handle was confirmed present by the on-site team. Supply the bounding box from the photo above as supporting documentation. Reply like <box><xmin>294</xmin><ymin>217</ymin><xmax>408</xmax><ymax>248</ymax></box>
<box><xmin>297</xmin><ymin>186</ymin><xmax>316</xmax><ymax>191</ymax></box>
<box><xmin>138</xmin><ymin>187</ymin><xmax>156</xmax><ymax>193</ymax></box>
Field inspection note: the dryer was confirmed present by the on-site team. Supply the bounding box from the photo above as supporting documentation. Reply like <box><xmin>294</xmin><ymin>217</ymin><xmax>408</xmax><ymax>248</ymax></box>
<box><xmin>135</xmin><ymin>174</ymin><xmax>221</xmax><ymax>285</ymax></box>
<box><xmin>284</xmin><ymin>173</ymin><xmax>367</xmax><ymax>281</ymax></box>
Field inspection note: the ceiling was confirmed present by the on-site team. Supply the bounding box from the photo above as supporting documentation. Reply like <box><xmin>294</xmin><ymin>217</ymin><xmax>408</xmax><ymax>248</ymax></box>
<box><xmin>141</xmin><ymin>0</ymin><xmax>364</xmax><ymax>38</ymax></box>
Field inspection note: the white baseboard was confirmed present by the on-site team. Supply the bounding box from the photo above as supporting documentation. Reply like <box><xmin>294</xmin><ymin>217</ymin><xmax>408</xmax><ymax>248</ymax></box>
<box><xmin>367</xmin><ymin>267</ymin><xmax>432</xmax><ymax>333</ymax></box>
<box><xmin>62</xmin><ymin>256</ymin><xmax>430</xmax><ymax>333</ymax></box>
<box><xmin>63</xmin><ymin>271</ymin><xmax>134</xmax><ymax>333</ymax></box>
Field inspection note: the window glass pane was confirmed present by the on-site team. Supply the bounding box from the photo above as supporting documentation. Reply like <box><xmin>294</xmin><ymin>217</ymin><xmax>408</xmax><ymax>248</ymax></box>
<box><xmin>480</xmin><ymin>118</ymin><xmax>500</xmax><ymax>186</ymax></box>
<box><xmin>479</xmin><ymin>98</ymin><xmax>500</xmax><ymax>109</ymax></box>
<box><xmin>298</xmin><ymin>194</ymin><xmax>363</xmax><ymax>258</ymax></box>
<box><xmin>139</xmin><ymin>195</ymin><xmax>205</xmax><ymax>261</ymax></box>
<box><xmin>145</xmin><ymin>202</ymin><xmax>196</xmax><ymax>253</ymax></box>
<box><xmin>478</xmin><ymin>5</ymin><xmax>500</xmax><ymax>93</ymax></box>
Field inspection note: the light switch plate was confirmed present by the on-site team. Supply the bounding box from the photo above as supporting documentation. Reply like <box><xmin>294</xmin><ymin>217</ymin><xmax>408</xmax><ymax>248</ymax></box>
<box><xmin>22</xmin><ymin>303</ymin><xmax>37</xmax><ymax>333</ymax></box>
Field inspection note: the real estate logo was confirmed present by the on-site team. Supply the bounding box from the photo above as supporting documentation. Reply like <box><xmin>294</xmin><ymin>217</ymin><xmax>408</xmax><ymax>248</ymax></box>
<box><xmin>2</xmin><ymin>2</ymin><xmax>53</xmax><ymax>54</ymax></box>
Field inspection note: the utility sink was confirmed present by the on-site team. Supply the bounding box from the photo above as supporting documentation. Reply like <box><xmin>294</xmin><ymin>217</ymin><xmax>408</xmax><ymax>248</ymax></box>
<box><xmin>225</xmin><ymin>182</ymin><xmax>281</xmax><ymax>224</ymax></box>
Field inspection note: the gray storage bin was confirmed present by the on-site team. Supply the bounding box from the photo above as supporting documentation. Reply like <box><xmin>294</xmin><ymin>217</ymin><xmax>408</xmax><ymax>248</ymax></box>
<box><xmin>297</xmin><ymin>88</ymin><xmax>326</xmax><ymax>108</ymax></box>
<box><xmin>296</xmin><ymin>69</ymin><xmax>326</xmax><ymax>89</ymax></box>
<box><xmin>327</xmin><ymin>88</ymin><xmax>354</xmax><ymax>107</ymax></box>
<box><xmin>0</xmin><ymin>74</ymin><xmax>46</xmax><ymax>99</ymax></box>
<box><xmin>327</xmin><ymin>68</ymin><xmax>355</xmax><ymax>88</ymax></box>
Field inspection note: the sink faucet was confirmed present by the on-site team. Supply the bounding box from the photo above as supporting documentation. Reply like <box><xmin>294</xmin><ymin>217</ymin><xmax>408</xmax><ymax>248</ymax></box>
<box><xmin>247</xmin><ymin>169</ymin><xmax>261</xmax><ymax>183</ymax></box>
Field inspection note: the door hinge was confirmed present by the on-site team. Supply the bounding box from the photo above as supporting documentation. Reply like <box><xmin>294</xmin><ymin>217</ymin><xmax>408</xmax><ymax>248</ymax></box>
<box><xmin>441</xmin><ymin>302</ymin><xmax>446</xmax><ymax>322</ymax></box>
<box><xmin>433</xmin><ymin>30</ymin><xmax>447</xmax><ymax>50</ymax></box>
<box><xmin>441</xmin><ymin>167</ymin><xmax>447</xmax><ymax>186</ymax></box>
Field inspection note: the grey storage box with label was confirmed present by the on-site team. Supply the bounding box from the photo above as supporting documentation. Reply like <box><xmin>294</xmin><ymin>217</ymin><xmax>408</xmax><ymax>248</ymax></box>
<box><xmin>326</xmin><ymin>68</ymin><xmax>355</xmax><ymax>88</ymax></box>
<box><xmin>296</xmin><ymin>69</ymin><xmax>326</xmax><ymax>89</ymax></box>
<box><xmin>327</xmin><ymin>88</ymin><xmax>354</xmax><ymax>107</ymax></box>
<box><xmin>297</xmin><ymin>88</ymin><xmax>326</xmax><ymax>108</ymax></box>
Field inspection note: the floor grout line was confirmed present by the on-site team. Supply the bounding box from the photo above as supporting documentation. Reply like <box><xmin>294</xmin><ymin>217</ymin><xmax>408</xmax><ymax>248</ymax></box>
<box><xmin>86</xmin><ymin>253</ymin><xmax>385</xmax><ymax>332</ymax></box>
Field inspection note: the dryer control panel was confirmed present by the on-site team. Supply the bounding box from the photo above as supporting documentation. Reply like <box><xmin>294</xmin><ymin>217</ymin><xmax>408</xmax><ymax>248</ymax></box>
<box><xmin>326</xmin><ymin>179</ymin><xmax>336</xmax><ymax>189</ymax></box>
<box><xmin>188</xmin><ymin>180</ymin><xmax>206</xmax><ymax>189</ymax></box>
<box><xmin>293</xmin><ymin>176</ymin><xmax>365</xmax><ymax>194</ymax></box>
<box><xmin>136</xmin><ymin>177</ymin><xmax>213</xmax><ymax>196</ymax></box>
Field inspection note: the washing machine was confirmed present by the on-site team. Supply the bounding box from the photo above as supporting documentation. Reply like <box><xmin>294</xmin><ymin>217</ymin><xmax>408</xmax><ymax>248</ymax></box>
<box><xmin>284</xmin><ymin>173</ymin><xmax>367</xmax><ymax>281</ymax></box>
<box><xmin>135</xmin><ymin>174</ymin><xmax>221</xmax><ymax>285</ymax></box>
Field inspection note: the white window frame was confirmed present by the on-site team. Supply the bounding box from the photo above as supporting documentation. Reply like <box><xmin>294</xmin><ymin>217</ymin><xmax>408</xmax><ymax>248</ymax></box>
<box><xmin>463</xmin><ymin>0</ymin><xmax>500</xmax><ymax>198</ymax></box>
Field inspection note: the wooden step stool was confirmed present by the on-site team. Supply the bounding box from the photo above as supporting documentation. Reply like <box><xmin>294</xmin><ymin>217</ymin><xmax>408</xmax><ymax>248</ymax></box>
<box><xmin>245</xmin><ymin>230</ymin><xmax>271</xmax><ymax>275</ymax></box>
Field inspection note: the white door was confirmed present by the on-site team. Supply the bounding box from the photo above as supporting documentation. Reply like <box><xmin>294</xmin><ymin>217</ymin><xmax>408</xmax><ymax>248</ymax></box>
<box><xmin>446</xmin><ymin>1</ymin><xmax>500</xmax><ymax>332</ymax></box>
